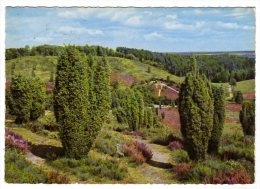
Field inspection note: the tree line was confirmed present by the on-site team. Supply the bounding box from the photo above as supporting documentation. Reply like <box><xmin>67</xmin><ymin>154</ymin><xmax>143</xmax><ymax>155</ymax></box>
<box><xmin>6</xmin><ymin>45</ymin><xmax>255</xmax><ymax>83</ymax></box>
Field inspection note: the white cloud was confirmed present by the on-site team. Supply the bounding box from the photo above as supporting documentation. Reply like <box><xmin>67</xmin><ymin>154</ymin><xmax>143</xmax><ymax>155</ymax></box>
<box><xmin>58</xmin><ymin>8</ymin><xmax>138</xmax><ymax>25</ymax></box>
<box><xmin>164</xmin><ymin>21</ymin><xmax>205</xmax><ymax>30</ymax></box>
<box><xmin>144</xmin><ymin>32</ymin><xmax>163</xmax><ymax>41</ymax></box>
<box><xmin>125</xmin><ymin>16</ymin><xmax>141</xmax><ymax>26</ymax></box>
<box><xmin>166</xmin><ymin>14</ymin><xmax>178</xmax><ymax>20</ymax></box>
<box><xmin>217</xmin><ymin>21</ymin><xmax>254</xmax><ymax>30</ymax></box>
<box><xmin>242</xmin><ymin>25</ymin><xmax>255</xmax><ymax>30</ymax></box>
<box><xmin>58</xmin><ymin>26</ymin><xmax>103</xmax><ymax>35</ymax></box>
<box><xmin>217</xmin><ymin>21</ymin><xmax>239</xmax><ymax>29</ymax></box>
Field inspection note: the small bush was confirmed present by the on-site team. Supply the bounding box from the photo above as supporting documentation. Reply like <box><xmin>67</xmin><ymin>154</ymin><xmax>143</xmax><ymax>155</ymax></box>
<box><xmin>188</xmin><ymin>164</ymin><xmax>214</xmax><ymax>182</ymax></box>
<box><xmin>206</xmin><ymin>170</ymin><xmax>252</xmax><ymax>184</ymax></box>
<box><xmin>122</xmin><ymin>141</ymin><xmax>153</xmax><ymax>163</ymax></box>
<box><xmin>239</xmin><ymin>101</ymin><xmax>255</xmax><ymax>136</ymax></box>
<box><xmin>47</xmin><ymin>171</ymin><xmax>70</xmax><ymax>184</ymax></box>
<box><xmin>141</xmin><ymin>126</ymin><xmax>175</xmax><ymax>145</ymax></box>
<box><xmin>171</xmin><ymin>149</ymin><xmax>190</xmax><ymax>164</ymax></box>
<box><xmin>233</xmin><ymin>91</ymin><xmax>243</xmax><ymax>104</ymax></box>
<box><xmin>93</xmin><ymin>131</ymin><xmax>127</xmax><ymax>157</ymax></box>
<box><xmin>168</xmin><ymin>141</ymin><xmax>183</xmax><ymax>150</ymax></box>
<box><xmin>219</xmin><ymin>145</ymin><xmax>254</xmax><ymax>163</ymax></box>
<box><xmin>173</xmin><ymin>163</ymin><xmax>192</xmax><ymax>179</ymax></box>
<box><xmin>26</xmin><ymin>122</ymin><xmax>44</xmax><ymax>133</ymax></box>
<box><xmin>50</xmin><ymin>152</ymin><xmax>127</xmax><ymax>181</ymax></box>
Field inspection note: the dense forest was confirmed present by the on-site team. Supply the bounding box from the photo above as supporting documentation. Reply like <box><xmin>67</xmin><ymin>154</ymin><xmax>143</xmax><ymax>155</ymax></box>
<box><xmin>6</xmin><ymin>44</ymin><xmax>255</xmax><ymax>83</ymax></box>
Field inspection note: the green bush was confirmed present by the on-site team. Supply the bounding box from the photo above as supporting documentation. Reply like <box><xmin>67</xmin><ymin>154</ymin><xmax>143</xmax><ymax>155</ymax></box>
<box><xmin>37</xmin><ymin>111</ymin><xmax>58</xmax><ymax>131</ymax></box>
<box><xmin>240</xmin><ymin>101</ymin><xmax>255</xmax><ymax>136</ymax></box>
<box><xmin>10</xmin><ymin>75</ymin><xmax>46</xmax><ymax>124</ymax></box>
<box><xmin>141</xmin><ymin>126</ymin><xmax>174</xmax><ymax>145</ymax></box>
<box><xmin>171</xmin><ymin>149</ymin><xmax>190</xmax><ymax>164</ymax></box>
<box><xmin>233</xmin><ymin>91</ymin><xmax>243</xmax><ymax>104</ymax></box>
<box><xmin>5</xmin><ymin>148</ymin><xmax>48</xmax><ymax>183</ymax></box>
<box><xmin>208</xmin><ymin>86</ymin><xmax>225</xmax><ymax>154</ymax></box>
<box><xmin>188</xmin><ymin>164</ymin><xmax>213</xmax><ymax>182</ymax></box>
<box><xmin>93</xmin><ymin>131</ymin><xmax>118</xmax><ymax>156</ymax></box>
<box><xmin>50</xmin><ymin>152</ymin><xmax>127</xmax><ymax>181</ymax></box>
<box><xmin>219</xmin><ymin>144</ymin><xmax>254</xmax><ymax>162</ymax></box>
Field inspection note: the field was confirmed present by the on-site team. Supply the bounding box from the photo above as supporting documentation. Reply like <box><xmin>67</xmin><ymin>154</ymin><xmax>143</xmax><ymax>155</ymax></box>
<box><xmin>5</xmin><ymin>54</ymin><xmax>255</xmax><ymax>184</ymax></box>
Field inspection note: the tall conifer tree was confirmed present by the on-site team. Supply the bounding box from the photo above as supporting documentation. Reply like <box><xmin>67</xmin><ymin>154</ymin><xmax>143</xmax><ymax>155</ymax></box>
<box><xmin>179</xmin><ymin>57</ymin><xmax>214</xmax><ymax>161</ymax></box>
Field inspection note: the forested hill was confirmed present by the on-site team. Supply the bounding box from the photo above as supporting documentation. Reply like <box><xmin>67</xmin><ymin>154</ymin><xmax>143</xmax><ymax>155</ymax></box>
<box><xmin>6</xmin><ymin>44</ymin><xmax>255</xmax><ymax>83</ymax></box>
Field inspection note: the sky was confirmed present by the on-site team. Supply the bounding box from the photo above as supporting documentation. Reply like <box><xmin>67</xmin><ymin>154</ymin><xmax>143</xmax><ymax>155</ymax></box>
<box><xmin>6</xmin><ymin>7</ymin><xmax>255</xmax><ymax>52</ymax></box>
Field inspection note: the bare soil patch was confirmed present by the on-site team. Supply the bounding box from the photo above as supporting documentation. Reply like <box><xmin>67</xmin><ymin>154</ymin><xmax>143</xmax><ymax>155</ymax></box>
<box><xmin>159</xmin><ymin>107</ymin><xmax>180</xmax><ymax>129</ymax></box>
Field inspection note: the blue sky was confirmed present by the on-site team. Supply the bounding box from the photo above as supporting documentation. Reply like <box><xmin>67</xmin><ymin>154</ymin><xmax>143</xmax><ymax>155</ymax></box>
<box><xmin>6</xmin><ymin>7</ymin><xmax>255</xmax><ymax>52</ymax></box>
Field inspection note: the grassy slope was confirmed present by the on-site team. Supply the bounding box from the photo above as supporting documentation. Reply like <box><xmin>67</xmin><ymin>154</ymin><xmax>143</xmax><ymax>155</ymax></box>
<box><xmin>6</xmin><ymin>56</ymin><xmax>57</xmax><ymax>82</ymax></box>
<box><xmin>105</xmin><ymin>57</ymin><xmax>183</xmax><ymax>83</ymax></box>
<box><xmin>6</xmin><ymin>56</ymin><xmax>183</xmax><ymax>84</ymax></box>
<box><xmin>235</xmin><ymin>79</ymin><xmax>255</xmax><ymax>93</ymax></box>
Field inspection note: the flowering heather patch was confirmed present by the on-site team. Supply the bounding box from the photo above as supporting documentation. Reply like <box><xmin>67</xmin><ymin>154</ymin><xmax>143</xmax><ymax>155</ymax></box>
<box><xmin>110</xmin><ymin>72</ymin><xmax>140</xmax><ymax>86</ymax></box>
<box><xmin>243</xmin><ymin>92</ymin><xmax>255</xmax><ymax>100</ymax></box>
<box><xmin>6</xmin><ymin>80</ymin><xmax>11</xmax><ymax>92</ymax></box>
<box><xmin>46</xmin><ymin>82</ymin><xmax>54</xmax><ymax>93</ymax></box>
<box><xmin>168</xmin><ymin>141</ymin><xmax>183</xmax><ymax>150</ymax></box>
<box><xmin>5</xmin><ymin>129</ymin><xmax>30</xmax><ymax>152</ymax></box>
<box><xmin>205</xmin><ymin>170</ymin><xmax>252</xmax><ymax>184</ymax></box>
<box><xmin>226</xmin><ymin>103</ymin><xmax>242</xmax><ymax>112</ymax></box>
<box><xmin>47</xmin><ymin>171</ymin><xmax>70</xmax><ymax>184</ymax></box>
<box><xmin>159</xmin><ymin>107</ymin><xmax>181</xmax><ymax>129</ymax></box>
<box><xmin>173</xmin><ymin>163</ymin><xmax>192</xmax><ymax>178</ymax></box>
<box><xmin>122</xmin><ymin>141</ymin><xmax>153</xmax><ymax>163</ymax></box>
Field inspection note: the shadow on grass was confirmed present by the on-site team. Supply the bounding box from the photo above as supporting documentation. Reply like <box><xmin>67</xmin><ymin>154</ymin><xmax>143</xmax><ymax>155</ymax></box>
<box><xmin>147</xmin><ymin>159</ymin><xmax>172</xmax><ymax>169</ymax></box>
<box><xmin>31</xmin><ymin>144</ymin><xmax>64</xmax><ymax>160</ymax></box>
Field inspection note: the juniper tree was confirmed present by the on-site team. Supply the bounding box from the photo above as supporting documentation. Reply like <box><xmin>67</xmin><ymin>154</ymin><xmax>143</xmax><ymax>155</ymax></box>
<box><xmin>54</xmin><ymin>48</ymin><xmax>111</xmax><ymax>158</ymax></box>
<box><xmin>179</xmin><ymin>58</ymin><xmax>214</xmax><ymax>161</ymax></box>
<box><xmin>30</xmin><ymin>78</ymin><xmax>46</xmax><ymax>121</ymax></box>
<box><xmin>54</xmin><ymin>46</ymin><xmax>90</xmax><ymax>159</ymax></box>
<box><xmin>10</xmin><ymin>75</ymin><xmax>45</xmax><ymax>123</ymax></box>
<box><xmin>87</xmin><ymin>56</ymin><xmax>111</xmax><ymax>133</ymax></box>
<box><xmin>208</xmin><ymin>86</ymin><xmax>225</xmax><ymax>154</ymax></box>
<box><xmin>136</xmin><ymin>92</ymin><xmax>144</xmax><ymax>129</ymax></box>
<box><xmin>234</xmin><ymin>91</ymin><xmax>243</xmax><ymax>104</ymax></box>
<box><xmin>240</xmin><ymin>101</ymin><xmax>255</xmax><ymax>136</ymax></box>
<box><xmin>10</xmin><ymin>75</ymin><xmax>32</xmax><ymax>123</ymax></box>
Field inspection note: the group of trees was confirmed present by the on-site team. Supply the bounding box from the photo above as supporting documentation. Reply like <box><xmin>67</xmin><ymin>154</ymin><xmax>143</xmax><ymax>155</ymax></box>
<box><xmin>54</xmin><ymin>46</ymin><xmax>111</xmax><ymax>159</ymax></box>
<box><xmin>6</xmin><ymin>76</ymin><xmax>46</xmax><ymax>124</ymax></box>
<box><xmin>179</xmin><ymin>57</ymin><xmax>255</xmax><ymax>161</ymax></box>
<box><xmin>117</xmin><ymin>47</ymin><xmax>255</xmax><ymax>82</ymax></box>
<box><xmin>179</xmin><ymin>58</ymin><xmax>225</xmax><ymax>160</ymax></box>
<box><xmin>7</xmin><ymin>46</ymin><xmax>111</xmax><ymax>159</ymax></box>
<box><xmin>111</xmin><ymin>88</ymin><xmax>155</xmax><ymax>131</ymax></box>
<box><xmin>6</xmin><ymin>45</ymin><xmax>62</xmax><ymax>60</ymax></box>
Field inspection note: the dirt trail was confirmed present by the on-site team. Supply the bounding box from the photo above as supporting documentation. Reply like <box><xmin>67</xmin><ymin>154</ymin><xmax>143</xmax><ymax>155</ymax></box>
<box><xmin>135</xmin><ymin>138</ymin><xmax>176</xmax><ymax>183</ymax></box>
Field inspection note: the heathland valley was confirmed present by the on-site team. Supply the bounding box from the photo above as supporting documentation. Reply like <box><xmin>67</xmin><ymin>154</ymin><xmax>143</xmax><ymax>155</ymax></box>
<box><xmin>5</xmin><ymin>44</ymin><xmax>255</xmax><ymax>184</ymax></box>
